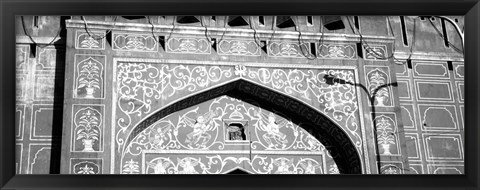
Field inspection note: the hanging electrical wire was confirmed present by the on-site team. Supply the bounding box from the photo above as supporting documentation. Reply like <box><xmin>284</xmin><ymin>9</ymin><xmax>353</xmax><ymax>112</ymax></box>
<box><xmin>346</xmin><ymin>16</ymin><xmax>400</xmax><ymax>63</ymax></box>
<box><xmin>200</xmin><ymin>16</ymin><xmax>214</xmax><ymax>45</ymax></box>
<box><xmin>407</xmin><ymin>17</ymin><xmax>417</xmax><ymax>61</ymax></box>
<box><xmin>249</xmin><ymin>16</ymin><xmax>265</xmax><ymax>48</ymax></box>
<box><xmin>385</xmin><ymin>16</ymin><xmax>408</xmax><ymax>64</ymax></box>
<box><xmin>216</xmin><ymin>16</ymin><xmax>228</xmax><ymax>44</ymax></box>
<box><xmin>21</xmin><ymin>16</ymin><xmax>62</xmax><ymax>48</ymax></box>
<box><xmin>427</xmin><ymin>17</ymin><xmax>464</xmax><ymax>55</ymax></box>
<box><xmin>294</xmin><ymin>16</ymin><xmax>316</xmax><ymax>60</ymax></box>
<box><xmin>81</xmin><ymin>16</ymin><xmax>117</xmax><ymax>40</ymax></box>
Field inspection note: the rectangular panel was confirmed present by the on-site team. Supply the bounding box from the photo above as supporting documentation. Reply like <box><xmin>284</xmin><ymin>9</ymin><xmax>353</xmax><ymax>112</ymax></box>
<box><xmin>112</xmin><ymin>32</ymin><xmax>159</xmax><ymax>52</ymax></box>
<box><xmin>418</xmin><ymin>104</ymin><xmax>459</xmax><ymax>132</ymax></box>
<box><xmin>363</xmin><ymin>44</ymin><xmax>388</xmax><ymax>61</ymax></box>
<box><xmin>397</xmin><ymin>80</ymin><xmax>412</xmax><ymax>101</ymax></box>
<box><xmin>400</xmin><ymin>103</ymin><xmax>416</xmax><ymax>131</ymax></box>
<box><xmin>75</xmin><ymin>30</ymin><xmax>106</xmax><ymax>50</ymax></box>
<box><xmin>16</xmin><ymin>104</ymin><xmax>26</xmax><ymax>140</ymax></box>
<box><xmin>380</xmin><ymin>161</ymin><xmax>404</xmax><ymax>174</ymax></box>
<box><xmin>16</xmin><ymin>74</ymin><xmax>27</xmax><ymax>100</ymax></box>
<box><xmin>16</xmin><ymin>45</ymin><xmax>29</xmax><ymax>72</ymax></box>
<box><xmin>427</xmin><ymin>164</ymin><xmax>463</xmax><ymax>174</ymax></box>
<box><xmin>267</xmin><ymin>41</ymin><xmax>309</xmax><ymax>58</ymax></box>
<box><xmin>412</xmin><ymin>61</ymin><xmax>449</xmax><ymax>79</ymax></box>
<box><xmin>423</xmin><ymin>134</ymin><xmax>463</xmax><ymax>161</ymax></box>
<box><xmin>73</xmin><ymin>54</ymin><xmax>106</xmax><ymax>99</ymax></box>
<box><xmin>34</xmin><ymin>75</ymin><xmax>56</xmax><ymax>100</ymax></box>
<box><xmin>217</xmin><ymin>39</ymin><xmax>261</xmax><ymax>56</ymax></box>
<box><xmin>414</xmin><ymin>80</ymin><xmax>453</xmax><ymax>102</ymax></box>
<box><xmin>404</xmin><ymin>133</ymin><xmax>421</xmax><ymax>161</ymax></box>
<box><xmin>70</xmin><ymin>158</ymin><xmax>103</xmax><ymax>174</ymax></box>
<box><xmin>364</xmin><ymin>66</ymin><xmax>395</xmax><ymax>107</ymax></box>
<box><xmin>408</xmin><ymin>163</ymin><xmax>424</xmax><ymax>174</ymax></box>
<box><xmin>165</xmin><ymin>37</ymin><xmax>212</xmax><ymax>54</ymax></box>
<box><xmin>36</xmin><ymin>46</ymin><xmax>64</xmax><ymax>71</ymax></box>
<box><xmin>394</xmin><ymin>60</ymin><xmax>409</xmax><ymax>78</ymax></box>
<box><xmin>16</xmin><ymin>143</ymin><xmax>23</xmax><ymax>174</ymax></box>
<box><xmin>31</xmin><ymin>104</ymin><xmax>54</xmax><ymax>140</ymax></box>
<box><xmin>373</xmin><ymin>113</ymin><xmax>401</xmax><ymax>156</ymax></box>
<box><xmin>455</xmin><ymin>81</ymin><xmax>464</xmax><ymax>103</ymax></box>
<box><xmin>452</xmin><ymin>62</ymin><xmax>464</xmax><ymax>79</ymax></box>
<box><xmin>71</xmin><ymin>104</ymin><xmax>105</xmax><ymax>152</ymax></box>
<box><xmin>316</xmin><ymin>43</ymin><xmax>357</xmax><ymax>59</ymax></box>
<box><xmin>28</xmin><ymin>144</ymin><xmax>51</xmax><ymax>174</ymax></box>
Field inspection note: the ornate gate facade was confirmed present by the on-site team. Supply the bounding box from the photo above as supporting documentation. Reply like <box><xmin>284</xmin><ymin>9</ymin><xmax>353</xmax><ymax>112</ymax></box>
<box><xmin>59</xmin><ymin>16</ymin><xmax>412</xmax><ymax>174</ymax></box>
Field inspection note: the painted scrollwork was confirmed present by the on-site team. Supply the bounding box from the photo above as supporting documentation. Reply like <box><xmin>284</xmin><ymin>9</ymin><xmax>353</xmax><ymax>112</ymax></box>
<box><xmin>140</xmin><ymin>155</ymin><xmax>326</xmax><ymax>174</ymax></box>
<box><xmin>116</xmin><ymin>63</ymin><xmax>233</xmax><ymax>151</ymax></box>
<box><xmin>115</xmin><ymin>62</ymin><xmax>363</xmax><ymax>170</ymax></box>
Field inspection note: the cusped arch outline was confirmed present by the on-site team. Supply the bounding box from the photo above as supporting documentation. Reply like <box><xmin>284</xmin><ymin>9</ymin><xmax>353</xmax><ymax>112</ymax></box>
<box><xmin>123</xmin><ymin>79</ymin><xmax>363</xmax><ymax>174</ymax></box>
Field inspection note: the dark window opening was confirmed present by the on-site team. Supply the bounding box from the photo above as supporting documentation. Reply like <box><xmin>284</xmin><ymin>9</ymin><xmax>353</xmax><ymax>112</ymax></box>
<box><xmin>454</xmin><ymin>18</ymin><xmax>459</xmax><ymax>23</ymax></box>
<box><xmin>259</xmin><ymin>16</ymin><xmax>265</xmax><ymax>26</ymax></box>
<box><xmin>33</xmin><ymin>16</ymin><xmax>39</xmax><ymax>28</ymax></box>
<box><xmin>307</xmin><ymin>16</ymin><xmax>313</xmax><ymax>25</ymax></box>
<box><xmin>441</xmin><ymin>18</ymin><xmax>450</xmax><ymax>48</ymax></box>
<box><xmin>400</xmin><ymin>16</ymin><xmax>409</xmax><ymax>46</ymax></box>
<box><xmin>227</xmin><ymin>123</ymin><xmax>246</xmax><ymax>141</ymax></box>
<box><xmin>420</xmin><ymin>16</ymin><xmax>426</xmax><ymax>21</ymax></box>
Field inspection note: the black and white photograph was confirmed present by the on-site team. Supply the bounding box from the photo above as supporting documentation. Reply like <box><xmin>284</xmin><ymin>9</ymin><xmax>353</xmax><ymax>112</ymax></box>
<box><xmin>14</xmin><ymin>15</ymin><xmax>465</xmax><ymax>175</ymax></box>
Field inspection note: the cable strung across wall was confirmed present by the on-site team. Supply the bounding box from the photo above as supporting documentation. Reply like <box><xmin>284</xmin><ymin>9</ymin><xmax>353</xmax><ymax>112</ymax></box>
<box><xmin>21</xmin><ymin>16</ymin><xmax>62</xmax><ymax>48</ymax></box>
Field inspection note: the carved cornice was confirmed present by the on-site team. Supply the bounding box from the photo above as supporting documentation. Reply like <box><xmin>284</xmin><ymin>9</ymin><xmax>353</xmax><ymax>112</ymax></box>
<box><xmin>394</xmin><ymin>51</ymin><xmax>464</xmax><ymax>62</ymax></box>
<box><xmin>66</xmin><ymin>19</ymin><xmax>395</xmax><ymax>44</ymax></box>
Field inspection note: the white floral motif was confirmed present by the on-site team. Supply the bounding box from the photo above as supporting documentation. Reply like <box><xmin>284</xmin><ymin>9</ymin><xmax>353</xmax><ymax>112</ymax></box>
<box><xmin>368</xmin><ymin>69</ymin><xmax>390</xmax><ymax>106</ymax></box>
<box><xmin>122</xmin><ymin>159</ymin><xmax>140</xmax><ymax>174</ymax></box>
<box><xmin>77</xmin><ymin>164</ymin><xmax>95</xmax><ymax>174</ymax></box>
<box><xmin>234</xmin><ymin>65</ymin><xmax>247</xmax><ymax>77</ymax></box>
<box><xmin>74</xmin><ymin>107</ymin><xmax>102</xmax><ymax>152</ymax></box>
<box><xmin>178</xmin><ymin>39</ymin><xmax>196</xmax><ymax>52</ymax></box>
<box><xmin>376</xmin><ymin>116</ymin><xmax>396</xmax><ymax>155</ymax></box>
<box><xmin>76</xmin><ymin>58</ymin><xmax>103</xmax><ymax>98</ymax></box>
<box><xmin>80</xmin><ymin>36</ymin><xmax>100</xmax><ymax>49</ymax></box>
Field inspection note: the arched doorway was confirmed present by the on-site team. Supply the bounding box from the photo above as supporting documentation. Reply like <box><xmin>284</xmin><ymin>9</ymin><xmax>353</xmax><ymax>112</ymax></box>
<box><xmin>121</xmin><ymin>79</ymin><xmax>362</xmax><ymax>174</ymax></box>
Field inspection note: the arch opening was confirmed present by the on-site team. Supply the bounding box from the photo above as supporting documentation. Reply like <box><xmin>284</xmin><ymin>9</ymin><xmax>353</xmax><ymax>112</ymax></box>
<box><xmin>124</xmin><ymin>79</ymin><xmax>362</xmax><ymax>174</ymax></box>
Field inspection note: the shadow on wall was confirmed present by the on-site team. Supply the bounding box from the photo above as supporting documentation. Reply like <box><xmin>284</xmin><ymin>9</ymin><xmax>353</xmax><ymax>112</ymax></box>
<box><xmin>323</xmin><ymin>74</ymin><xmax>399</xmax><ymax>174</ymax></box>
<box><xmin>49</xmin><ymin>16</ymin><xmax>69</xmax><ymax>174</ymax></box>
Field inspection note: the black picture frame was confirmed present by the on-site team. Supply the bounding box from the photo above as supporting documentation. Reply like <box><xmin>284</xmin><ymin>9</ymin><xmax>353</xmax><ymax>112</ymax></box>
<box><xmin>1</xmin><ymin>0</ymin><xmax>479</xmax><ymax>189</ymax></box>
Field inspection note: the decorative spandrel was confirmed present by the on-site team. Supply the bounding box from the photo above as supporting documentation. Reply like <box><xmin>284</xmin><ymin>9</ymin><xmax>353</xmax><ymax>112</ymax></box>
<box><xmin>114</xmin><ymin>61</ymin><xmax>363</xmax><ymax>161</ymax></box>
<box><xmin>119</xmin><ymin>95</ymin><xmax>342</xmax><ymax>174</ymax></box>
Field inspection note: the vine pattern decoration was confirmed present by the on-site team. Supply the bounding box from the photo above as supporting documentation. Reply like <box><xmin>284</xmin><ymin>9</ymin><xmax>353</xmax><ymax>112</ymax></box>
<box><xmin>114</xmin><ymin>62</ymin><xmax>363</xmax><ymax>167</ymax></box>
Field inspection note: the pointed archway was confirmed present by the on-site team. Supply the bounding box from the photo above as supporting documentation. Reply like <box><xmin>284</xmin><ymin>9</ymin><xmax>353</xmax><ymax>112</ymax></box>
<box><xmin>124</xmin><ymin>79</ymin><xmax>362</xmax><ymax>174</ymax></box>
